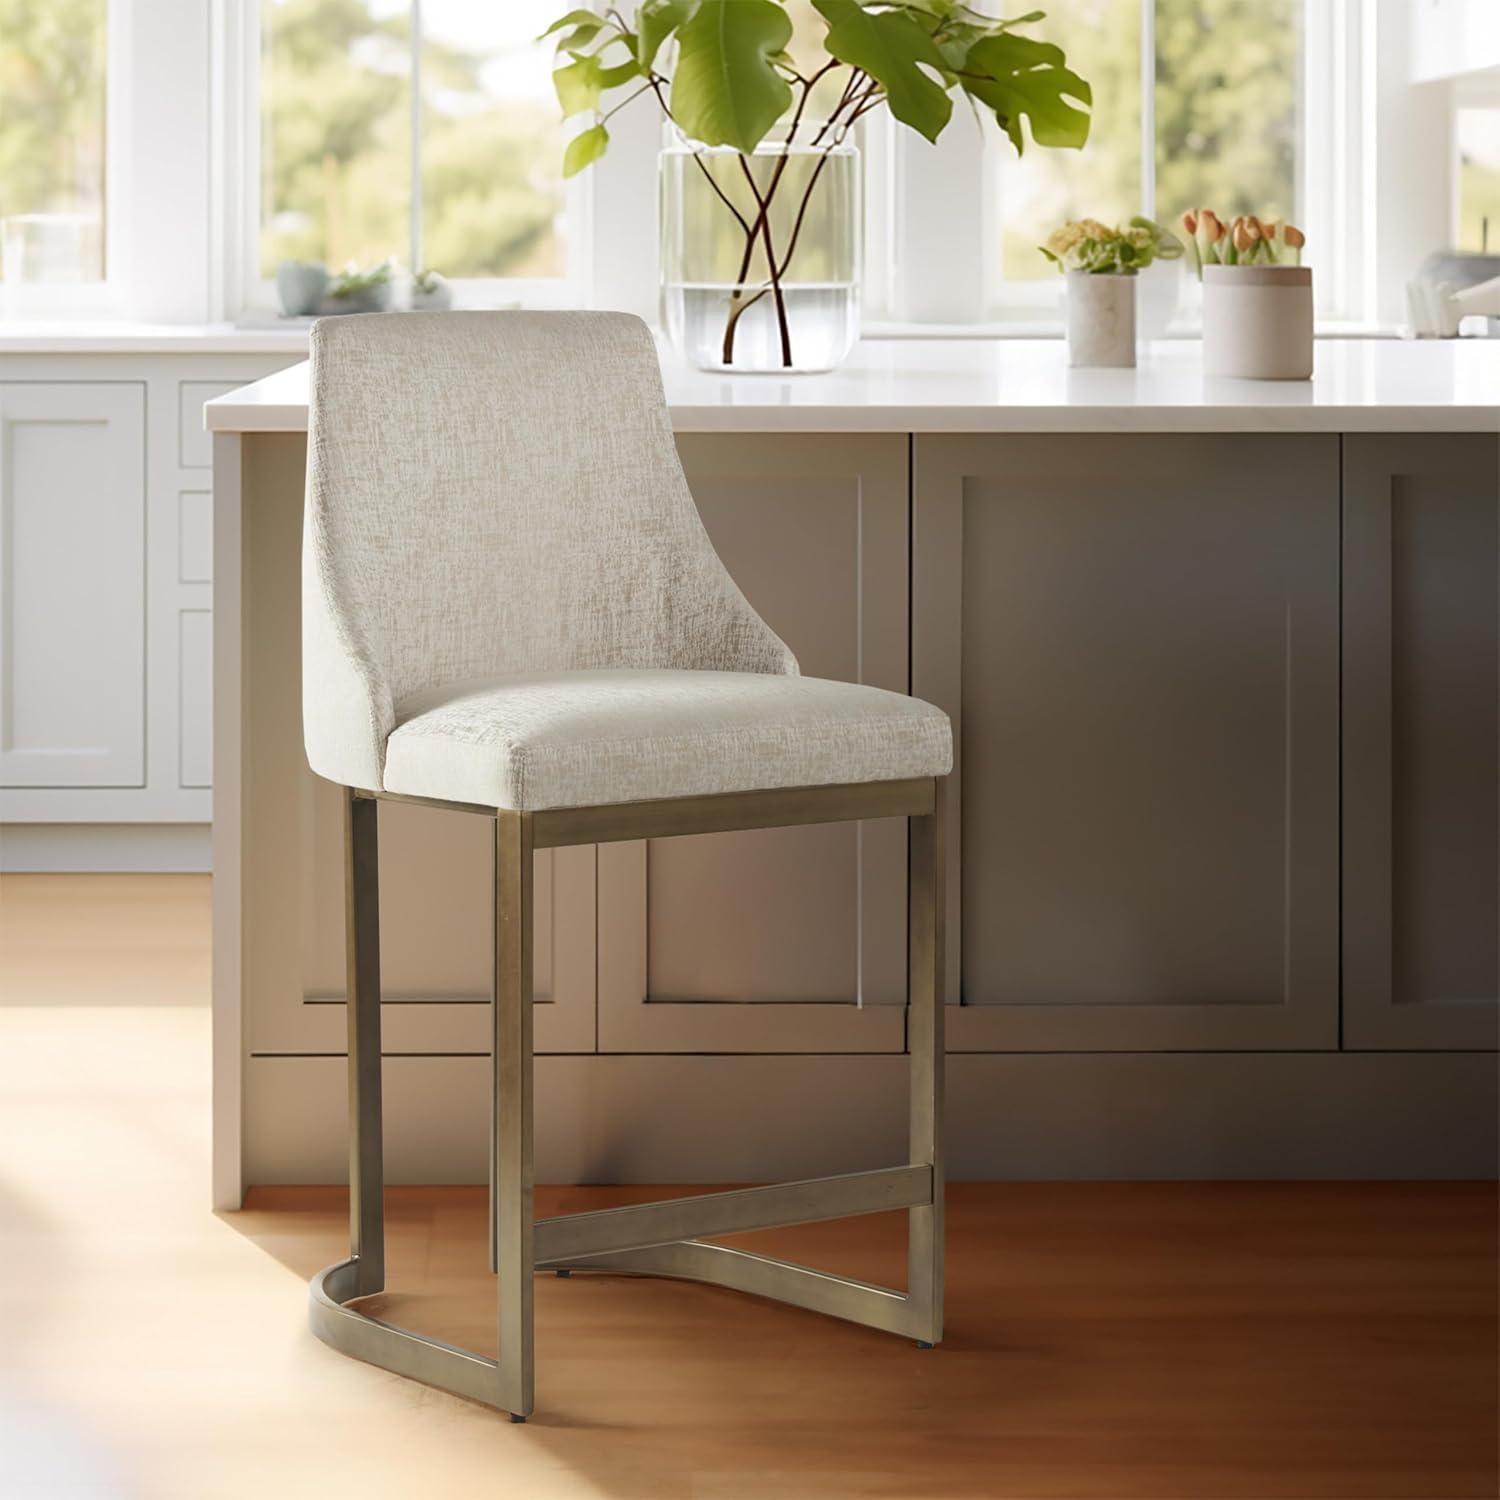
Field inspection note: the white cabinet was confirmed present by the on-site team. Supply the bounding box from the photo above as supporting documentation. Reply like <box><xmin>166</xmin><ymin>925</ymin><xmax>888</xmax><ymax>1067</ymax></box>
<box><xmin>0</xmin><ymin>351</ymin><xmax>300</xmax><ymax>866</ymax></box>
<box><xmin>0</xmin><ymin>384</ymin><xmax>146</xmax><ymax>790</ymax></box>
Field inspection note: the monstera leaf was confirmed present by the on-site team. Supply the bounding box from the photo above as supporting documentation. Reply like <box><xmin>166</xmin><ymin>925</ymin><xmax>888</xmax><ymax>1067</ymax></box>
<box><xmin>636</xmin><ymin>0</ymin><xmax>699</xmax><ymax>70</ymax></box>
<box><xmin>670</xmin><ymin>0</ymin><xmax>793</xmax><ymax>152</ymax></box>
<box><xmin>812</xmin><ymin>0</ymin><xmax>952</xmax><ymax>144</ymax></box>
<box><xmin>962</xmin><ymin>31</ymin><xmax>1092</xmax><ymax>153</ymax></box>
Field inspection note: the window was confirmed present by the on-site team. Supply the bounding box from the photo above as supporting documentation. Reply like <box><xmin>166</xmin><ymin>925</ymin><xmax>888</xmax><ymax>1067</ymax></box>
<box><xmin>990</xmin><ymin>0</ymin><xmax>1306</xmax><ymax>315</ymax></box>
<box><xmin>0</xmin><ymin>0</ymin><xmax>108</xmax><ymax>294</ymax></box>
<box><xmin>257</xmin><ymin>0</ymin><xmax>569</xmax><ymax>294</ymax></box>
<box><xmin>1456</xmin><ymin>108</ymin><xmax>1500</xmax><ymax>256</ymax></box>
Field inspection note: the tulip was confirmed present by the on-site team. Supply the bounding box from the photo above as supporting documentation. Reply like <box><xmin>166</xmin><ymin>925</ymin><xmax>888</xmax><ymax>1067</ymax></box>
<box><xmin>1181</xmin><ymin>211</ymin><xmax>1201</xmax><ymax>275</ymax></box>
<box><xmin>1184</xmin><ymin>210</ymin><xmax>1307</xmax><ymax>276</ymax></box>
<box><xmin>1194</xmin><ymin>209</ymin><xmax>1224</xmax><ymax>268</ymax></box>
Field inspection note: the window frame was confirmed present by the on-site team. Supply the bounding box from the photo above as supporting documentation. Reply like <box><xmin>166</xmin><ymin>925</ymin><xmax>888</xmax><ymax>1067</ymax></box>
<box><xmin>228</xmin><ymin>0</ymin><xmax>592</xmax><ymax>319</ymax></box>
<box><xmin>217</xmin><ymin>0</ymin><xmax>1379</xmax><ymax>332</ymax></box>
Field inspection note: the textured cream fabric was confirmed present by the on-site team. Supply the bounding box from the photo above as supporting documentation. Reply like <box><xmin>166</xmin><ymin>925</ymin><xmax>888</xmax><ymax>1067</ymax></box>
<box><xmin>383</xmin><ymin>669</ymin><xmax>953</xmax><ymax>811</ymax></box>
<box><xmin>304</xmin><ymin>310</ymin><xmax>952</xmax><ymax>807</ymax></box>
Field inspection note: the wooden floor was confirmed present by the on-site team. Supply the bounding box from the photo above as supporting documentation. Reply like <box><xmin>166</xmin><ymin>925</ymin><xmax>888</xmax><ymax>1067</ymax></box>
<box><xmin>1</xmin><ymin>874</ymin><xmax>1496</xmax><ymax>1500</ymax></box>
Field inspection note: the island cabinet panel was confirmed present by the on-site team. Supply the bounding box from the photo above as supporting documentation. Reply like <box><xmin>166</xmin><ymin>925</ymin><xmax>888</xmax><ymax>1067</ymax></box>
<box><xmin>232</xmin><ymin>435</ymin><xmax>596</xmax><ymax>1058</ymax></box>
<box><xmin>0</xmin><ymin>384</ymin><xmax>145</xmax><ymax>790</ymax></box>
<box><xmin>1342</xmin><ymin>435</ymin><xmax>1499</xmax><ymax>1051</ymax></box>
<box><xmin>913</xmin><ymin>434</ymin><xmax>1341</xmax><ymax>1053</ymax></box>
<box><xmin>594</xmin><ymin>434</ymin><xmax>908</xmax><ymax>1054</ymax></box>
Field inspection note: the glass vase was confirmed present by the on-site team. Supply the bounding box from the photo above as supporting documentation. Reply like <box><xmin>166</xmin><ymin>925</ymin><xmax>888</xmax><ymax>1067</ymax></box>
<box><xmin>660</xmin><ymin>125</ymin><xmax>861</xmax><ymax>374</ymax></box>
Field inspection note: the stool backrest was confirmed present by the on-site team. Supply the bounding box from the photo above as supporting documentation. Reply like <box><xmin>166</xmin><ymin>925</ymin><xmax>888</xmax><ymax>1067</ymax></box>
<box><xmin>303</xmin><ymin>311</ymin><xmax>794</xmax><ymax>789</ymax></box>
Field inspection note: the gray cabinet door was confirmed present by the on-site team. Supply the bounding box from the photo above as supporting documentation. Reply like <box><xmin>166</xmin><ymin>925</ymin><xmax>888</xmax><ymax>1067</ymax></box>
<box><xmin>595</xmin><ymin>433</ymin><xmax>908</xmax><ymax>1053</ymax></box>
<box><xmin>1342</xmin><ymin>434</ymin><xmax>1499</xmax><ymax>1051</ymax></box>
<box><xmin>913</xmin><ymin>434</ymin><xmax>1340</xmax><ymax>1052</ymax></box>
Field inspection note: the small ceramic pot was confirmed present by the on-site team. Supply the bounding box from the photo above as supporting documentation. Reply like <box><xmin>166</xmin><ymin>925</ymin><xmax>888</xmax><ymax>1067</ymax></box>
<box><xmin>410</xmin><ymin>278</ymin><xmax>453</xmax><ymax>312</ymax></box>
<box><xmin>1202</xmin><ymin>265</ymin><xmax>1313</xmax><ymax>379</ymax></box>
<box><xmin>1065</xmin><ymin>271</ymin><xmax>1136</xmax><ymax>368</ymax></box>
<box><xmin>275</xmin><ymin>260</ymin><xmax>329</xmax><ymax>317</ymax></box>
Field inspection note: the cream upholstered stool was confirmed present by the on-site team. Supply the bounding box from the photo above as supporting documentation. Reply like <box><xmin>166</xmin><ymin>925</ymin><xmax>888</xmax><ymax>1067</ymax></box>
<box><xmin>303</xmin><ymin>310</ymin><xmax>951</xmax><ymax>1421</ymax></box>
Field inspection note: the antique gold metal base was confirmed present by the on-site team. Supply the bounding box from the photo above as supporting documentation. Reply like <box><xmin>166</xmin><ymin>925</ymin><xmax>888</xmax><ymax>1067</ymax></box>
<box><xmin>310</xmin><ymin>776</ymin><xmax>947</xmax><ymax>1421</ymax></box>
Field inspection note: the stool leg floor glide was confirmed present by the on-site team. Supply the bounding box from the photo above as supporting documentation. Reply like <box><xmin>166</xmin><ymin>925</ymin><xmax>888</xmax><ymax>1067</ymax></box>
<box><xmin>308</xmin><ymin>777</ymin><xmax>946</xmax><ymax>1421</ymax></box>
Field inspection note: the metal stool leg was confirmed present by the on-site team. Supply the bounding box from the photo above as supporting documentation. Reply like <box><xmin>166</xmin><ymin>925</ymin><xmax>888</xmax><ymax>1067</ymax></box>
<box><xmin>907</xmin><ymin>780</ymin><xmax>945</xmax><ymax>1346</ymax></box>
<box><xmin>347</xmin><ymin>789</ymin><xmax>385</xmax><ymax>1297</ymax></box>
<box><xmin>494</xmin><ymin>810</ymin><xmax>535</xmax><ymax>1421</ymax></box>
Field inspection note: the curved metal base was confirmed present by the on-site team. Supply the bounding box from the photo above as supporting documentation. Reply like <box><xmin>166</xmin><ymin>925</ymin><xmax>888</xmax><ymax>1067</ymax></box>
<box><xmin>310</xmin><ymin>1257</ymin><xmax>511</xmax><ymax>1410</ymax></box>
<box><xmin>310</xmin><ymin>1234</ymin><xmax>938</xmax><ymax>1419</ymax></box>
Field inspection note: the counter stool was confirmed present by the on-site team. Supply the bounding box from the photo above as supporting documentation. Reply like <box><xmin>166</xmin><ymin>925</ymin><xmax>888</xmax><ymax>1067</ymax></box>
<box><xmin>302</xmin><ymin>310</ymin><xmax>952</xmax><ymax>1421</ymax></box>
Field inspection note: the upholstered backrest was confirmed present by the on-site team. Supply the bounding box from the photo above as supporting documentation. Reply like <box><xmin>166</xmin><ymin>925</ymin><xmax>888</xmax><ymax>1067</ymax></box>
<box><xmin>303</xmin><ymin>311</ymin><xmax>795</xmax><ymax>790</ymax></box>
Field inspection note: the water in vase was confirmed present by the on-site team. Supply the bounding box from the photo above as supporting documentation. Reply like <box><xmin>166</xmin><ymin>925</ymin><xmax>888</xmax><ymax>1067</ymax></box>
<box><xmin>659</xmin><ymin>130</ymin><xmax>862</xmax><ymax>374</ymax></box>
<box><xmin>662</xmin><ymin>280</ymin><xmax>860</xmax><ymax>373</ymax></box>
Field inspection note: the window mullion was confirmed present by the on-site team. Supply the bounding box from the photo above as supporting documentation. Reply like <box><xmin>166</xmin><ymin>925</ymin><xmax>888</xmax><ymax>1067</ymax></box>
<box><xmin>889</xmin><ymin>126</ymin><xmax>988</xmax><ymax>323</ymax></box>
<box><xmin>1139</xmin><ymin>0</ymin><xmax>1156</xmax><ymax>220</ymax></box>
<box><xmin>410</xmin><ymin>0</ymin><xmax>423</xmax><ymax>274</ymax></box>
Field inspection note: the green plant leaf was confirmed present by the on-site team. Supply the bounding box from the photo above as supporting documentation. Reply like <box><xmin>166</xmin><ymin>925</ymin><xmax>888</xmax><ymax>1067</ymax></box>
<box><xmin>553</xmin><ymin>49</ymin><xmax>640</xmax><ymax>115</ymax></box>
<box><xmin>636</xmin><ymin>0</ymin><xmax>698</xmax><ymax>70</ymax></box>
<box><xmin>812</xmin><ymin>0</ymin><xmax>953</xmax><ymax>143</ymax></box>
<box><xmin>563</xmin><ymin>122</ymin><xmax>610</xmax><ymax>177</ymax></box>
<box><xmin>962</xmin><ymin>31</ymin><xmax>1091</xmax><ymax>154</ymax></box>
<box><xmin>554</xmin><ymin>22</ymin><xmax>607</xmax><ymax>56</ymax></box>
<box><xmin>599</xmin><ymin>58</ymin><xmax>643</xmax><ymax>89</ymax></box>
<box><xmin>930</xmin><ymin>18</ymin><xmax>983</xmax><ymax>74</ymax></box>
<box><xmin>553</xmin><ymin>53</ymin><xmax>605</xmax><ymax>114</ymax></box>
<box><xmin>540</xmin><ymin>8</ymin><xmax>604</xmax><ymax>39</ymax></box>
<box><xmin>669</xmin><ymin>0</ymin><xmax>793</xmax><ymax>152</ymax></box>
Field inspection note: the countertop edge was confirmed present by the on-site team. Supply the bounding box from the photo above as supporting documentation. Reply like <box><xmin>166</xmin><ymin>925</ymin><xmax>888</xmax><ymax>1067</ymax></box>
<box><xmin>205</xmin><ymin>404</ymin><xmax>1500</xmax><ymax>436</ymax></box>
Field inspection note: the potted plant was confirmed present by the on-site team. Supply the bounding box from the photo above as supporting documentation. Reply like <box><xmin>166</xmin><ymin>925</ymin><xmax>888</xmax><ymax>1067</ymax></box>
<box><xmin>1183</xmin><ymin>210</ymin><xmax>1312</xmax><ymax>380</ymax></box>
<box><xmin>322</xmin><ymin>259</ymin><xmax>396</xmax><ymax>315</ymax></box>
<box><xmin>544</xmin><ymin>0</ymin><xmax>1092</xmax><ymax>372</ymax></box>
<box><xmin>1040</xmin><ymin>215</ymin><xmax>1182</xmax><ymax>368</ymax></box>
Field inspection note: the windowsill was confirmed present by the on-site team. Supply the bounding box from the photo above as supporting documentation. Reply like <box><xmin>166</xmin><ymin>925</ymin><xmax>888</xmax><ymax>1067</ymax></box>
<box><xmin>0</xmin><ymin>320</ymin><xmax>311</xmax><ymax>354</ymax></box>
<box><xmin>862</xmin><ymin>320</ymin><xmax>1407</xmax><ymax>340</ymax></box>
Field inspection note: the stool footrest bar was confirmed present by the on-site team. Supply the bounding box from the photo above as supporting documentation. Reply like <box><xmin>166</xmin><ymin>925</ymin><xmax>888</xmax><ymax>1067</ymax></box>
<box><xmin>534</xmin><ymin>1165</ymin><xmax>931</xmax><ymax>1265</ymax></box>
<box><xmin>549</xmin><ymin>1241</ymin><xmax>918</xmax><ymax>1339</ymax></box>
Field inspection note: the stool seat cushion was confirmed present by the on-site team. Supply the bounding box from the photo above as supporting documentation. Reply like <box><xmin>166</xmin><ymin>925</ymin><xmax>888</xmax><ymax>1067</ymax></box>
<box><xmin>381</xmin><ymin>669</ymin><xmax>953</xmax><ymax>812</ymax></box>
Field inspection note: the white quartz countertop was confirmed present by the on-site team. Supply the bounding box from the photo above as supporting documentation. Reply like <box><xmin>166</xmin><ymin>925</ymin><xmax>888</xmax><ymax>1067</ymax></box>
<box><xmin>205</xmin><ymin>337</ymin><xmax>1499</xmax><ymax>435</ymax></box>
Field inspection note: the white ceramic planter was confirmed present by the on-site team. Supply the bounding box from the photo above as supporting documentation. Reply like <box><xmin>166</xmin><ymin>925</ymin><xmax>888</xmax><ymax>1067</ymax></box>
<box><xmin>1202</xmin><ymin>265</ymin><xmax>1313</xmax><ymax>380</ymax></box>
<box><xmin>1065</xmin><ymin>271</ymin><xmax>1136</xmax><ymax>368</ymax></box>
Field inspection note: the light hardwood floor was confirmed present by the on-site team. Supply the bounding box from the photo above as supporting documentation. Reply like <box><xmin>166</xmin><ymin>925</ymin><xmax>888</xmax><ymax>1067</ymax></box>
<box><xmin>0</xmin><ymin>873</ymin><xmax>1496</xmax><ymax>1500</ymax></box>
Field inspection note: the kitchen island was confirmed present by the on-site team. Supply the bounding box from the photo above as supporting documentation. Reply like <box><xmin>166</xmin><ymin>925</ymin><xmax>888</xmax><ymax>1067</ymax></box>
<box><xmin>206</xmin><ymin>338</ymin><xmax>1499</xmax><ymax>1207</ymax></box>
